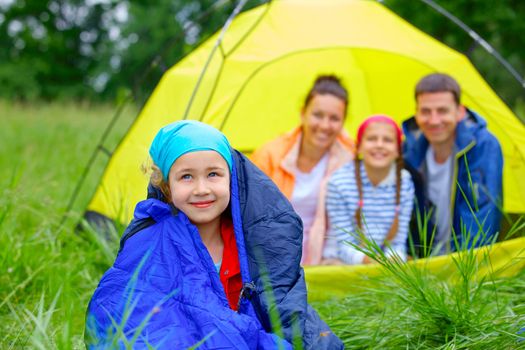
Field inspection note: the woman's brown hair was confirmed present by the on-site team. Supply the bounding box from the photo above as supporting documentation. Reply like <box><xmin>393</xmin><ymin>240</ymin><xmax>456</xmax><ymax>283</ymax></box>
<box><xmin>149</xmin><ymin>164</ymin><xmax>171</xmax><ymax>202</ymax></box>
<box><xmin>303</xmin><ymin>75</ymin><xmax>349</xmax><ymax>112</ymax></box>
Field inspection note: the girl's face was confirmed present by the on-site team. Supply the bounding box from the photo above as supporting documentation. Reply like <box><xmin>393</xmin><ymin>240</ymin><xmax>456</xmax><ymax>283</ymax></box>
<box><xmin>300</xmin><ymin>94</ymin><xmax>346</xmax><ymax>152</ymax></box>
<box><xmin>168</xmin><ymin>150</ymin><xmax>230</xmax><ymax>228</ymax></box>
<box><xmin>358</xmin><ymin>122</ymin><xmax>399</xmax><ymax>171</ymax></box>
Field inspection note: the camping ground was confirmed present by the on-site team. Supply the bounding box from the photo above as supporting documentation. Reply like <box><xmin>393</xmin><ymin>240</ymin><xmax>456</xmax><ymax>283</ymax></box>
<box><xmin>1</xmin><ymin>100</ymin><xmax>524</xmax><ymax>349</ymax></box>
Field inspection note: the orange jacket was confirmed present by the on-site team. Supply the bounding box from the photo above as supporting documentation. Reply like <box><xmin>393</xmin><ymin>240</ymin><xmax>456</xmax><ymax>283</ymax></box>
<box><xmin>251</xmin><ymin>127</ymin><xmax>354</xmax><ymax>265</ymax></box>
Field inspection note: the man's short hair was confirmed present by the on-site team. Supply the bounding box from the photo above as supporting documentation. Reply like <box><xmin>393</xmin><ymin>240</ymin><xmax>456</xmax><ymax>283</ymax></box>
<box><xmin>415</xmin><ymin>73</ymin><xmax>461</xmax><ymax>105</ymax></box>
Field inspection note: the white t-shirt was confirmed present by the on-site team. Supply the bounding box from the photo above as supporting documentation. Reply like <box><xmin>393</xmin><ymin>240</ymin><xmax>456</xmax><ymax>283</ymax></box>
<box><xmin>291</xmin><ymin>153</ymin><xmax>329</xmax><ymax>253</ymax></box>
<box><xmin>426</xmin><ymin>147</ymin><xmax>454</xmax><ymax>254</ymax></box>
<box><xmin>214</xmin><ymin>259</ymin><xmax>222</xmax><ymax>273</ymax></box>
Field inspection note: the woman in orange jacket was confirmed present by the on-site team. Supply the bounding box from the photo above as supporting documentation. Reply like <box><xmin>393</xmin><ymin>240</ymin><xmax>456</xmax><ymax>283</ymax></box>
<box><xmin>251</xmin><ymin>75</ymin><xmax>354</xmax><ymax>265</ymax></box>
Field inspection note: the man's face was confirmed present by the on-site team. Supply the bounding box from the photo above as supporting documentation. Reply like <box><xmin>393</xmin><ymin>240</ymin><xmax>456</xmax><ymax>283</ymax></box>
<box><xmin>415</xmin><ymin>91</ymin><xmax>464</xmax><ymax>147</ymax></box>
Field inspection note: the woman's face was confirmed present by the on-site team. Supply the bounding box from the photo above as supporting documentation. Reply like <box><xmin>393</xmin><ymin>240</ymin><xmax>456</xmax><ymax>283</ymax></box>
<box><xmin>358</xmin><ymin>122</ymin><xmax>399</xmax><ymax>171</ymax></box>
<box><xmin>300</xmin><ymin>94</ymin><xmax>346</xmax><ymax>152</ymax></box>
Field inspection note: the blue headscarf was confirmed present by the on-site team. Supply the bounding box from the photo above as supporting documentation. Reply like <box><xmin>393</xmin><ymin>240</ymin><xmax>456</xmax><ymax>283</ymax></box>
<box><xmin>149</xmin><ymin>120</ymin><xmax>233</xmax><ymax>180</ymax></box>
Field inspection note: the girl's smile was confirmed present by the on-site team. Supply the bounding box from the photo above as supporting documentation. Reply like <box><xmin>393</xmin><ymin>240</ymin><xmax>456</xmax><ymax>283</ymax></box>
<box><xmin>190</xmin><ymin>200</ymin><xmax>215</xmax><ymax>208</ymax></box>
<box><xmin>358</xmin><ymin>122</ymin><xmax>399</xmax><ymax>172</ymax></box>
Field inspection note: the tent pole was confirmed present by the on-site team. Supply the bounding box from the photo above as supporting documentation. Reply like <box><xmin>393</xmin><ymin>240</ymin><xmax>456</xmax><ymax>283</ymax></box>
<box><xmin>59</xmin><ymin>93</ymin><xmax>133</xmax><ymax>228</ymax></box>
<box><xmin>131</xmin><ymin>0</ymin><xmax>236</xmax><ymax>104</ymax></box>
<box><xmin>417</xmin><ymin>0</ymin><xmax>525</xmax><ymax>90</ymax></box>
<box><xmin>182</xmin><ymin>0</ymin><xmax>250</xmax><ymax>119</ymax></box>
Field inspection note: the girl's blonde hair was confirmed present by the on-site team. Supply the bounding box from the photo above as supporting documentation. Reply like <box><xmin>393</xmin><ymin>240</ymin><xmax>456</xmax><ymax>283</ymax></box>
<box><xmin>148</xmin><ymin>164</ymin><xmax>171</xmax><ymax>202</ymax></box>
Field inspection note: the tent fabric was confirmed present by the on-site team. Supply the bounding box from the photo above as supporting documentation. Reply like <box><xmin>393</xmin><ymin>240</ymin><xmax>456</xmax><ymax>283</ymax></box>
<box><xmin>85</xmin><ymin>0</ymin><xmax>525</xmax><ymax>308</ymax></box>
<box><xmin>304</xmin><ymin>236</ymin><xmax>525</xmax><ymax>302</ymax></box>
<box><xmin>88</xmin><ymin>0</ymin><xmax>525</xmax><ymax>223</ymax></box>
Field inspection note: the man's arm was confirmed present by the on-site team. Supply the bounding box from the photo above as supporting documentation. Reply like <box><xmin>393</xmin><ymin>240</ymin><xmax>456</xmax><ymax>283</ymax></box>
<box><xmin>457</xmin><ymin>134</ymin><xmax>503</xmax><ymax>248</ymax></box>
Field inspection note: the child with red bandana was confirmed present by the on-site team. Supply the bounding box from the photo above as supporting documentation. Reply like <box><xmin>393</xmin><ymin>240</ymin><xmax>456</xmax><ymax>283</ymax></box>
<box><xmin>323</xmin><ymin>115</ymin><xmax>414</xmax><ymax>265</ymax></box>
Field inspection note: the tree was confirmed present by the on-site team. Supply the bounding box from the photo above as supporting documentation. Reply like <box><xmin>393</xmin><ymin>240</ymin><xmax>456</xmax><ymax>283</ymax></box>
<box><xmin>0</xmin><ymin>0</ymin><xmax>265</xmax><ymax>102</ymax></box>
<box><xmin>0</xmin><ymin>0</ymin><xmax>116</xmax><ymax>100</ymax></box>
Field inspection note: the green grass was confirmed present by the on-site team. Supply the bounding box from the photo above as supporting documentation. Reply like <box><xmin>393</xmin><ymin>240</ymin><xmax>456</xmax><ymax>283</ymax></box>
<box><xmin>312</xmin><ymin>242</ymin><xmax>525</xmax><ymax>349</ymax></box>
<box><xmin>1</xmin><ymin>100</ymin><xmax>524</xmax><ymax>349</ymax></box>
<box><xmin>0</xmin><ymin>100</ymin><xmax>136</xmax><ymax>349</ymax></box>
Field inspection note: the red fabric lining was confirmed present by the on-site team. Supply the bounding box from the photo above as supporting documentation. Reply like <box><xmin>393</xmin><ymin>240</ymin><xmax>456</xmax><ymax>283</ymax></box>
<box><xmin>219</xmin><ymin>218</ymin><xmax>242</xmax><ymax>311</ymax></box>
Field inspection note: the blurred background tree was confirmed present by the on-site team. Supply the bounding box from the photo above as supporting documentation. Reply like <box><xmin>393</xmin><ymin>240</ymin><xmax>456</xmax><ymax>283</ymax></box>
<box><xmin>0</xmin><ymin>0</ymin><xmax>114</xmax><ymax>100</ymax></box>
<box><xmin>0</xmin><ymin>0</ymin><xmax>523</xmax><ymax>108</ymax></box>
<box><xmin>0</xmin><ymin>0</ymin><xmax>264</xmax><ymax>102</ymax></box>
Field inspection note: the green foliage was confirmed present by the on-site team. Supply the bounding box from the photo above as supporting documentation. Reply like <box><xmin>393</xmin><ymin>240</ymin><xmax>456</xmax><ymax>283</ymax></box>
<box><xmin>0</xmin><ymin>101</ymin><xmax>136</xmax><ymax>348</ymax></box>
<box><xmin>0</xmin><ymin>0</ymin><xmax>266</xmax><ymax>102</ymax></box>
<box><xmin>0</xmin><ymin>0</ymin><xmax>113</xmax><ymax>101</ymax></box>
<box><xmin>315</xmin><ymin>269</ymin><xmax>525</xmax><ymax>349</ymax></box>
<box><xmin>313</xmin><ymin>236</ymin><xmax>525</xmax><ymax>349</ymax></box>
<box><xmin>99</xmin><ymin>0</ymin><xmax>267</xmax><ymax>103</ymax></box>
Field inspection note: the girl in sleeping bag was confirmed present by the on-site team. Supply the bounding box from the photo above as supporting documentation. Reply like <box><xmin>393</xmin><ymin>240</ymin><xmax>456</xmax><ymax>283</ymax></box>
<box><xmin>85</xmin><ymin>120</ymin><xmax>343</xmax><ymax>349</ymax></box>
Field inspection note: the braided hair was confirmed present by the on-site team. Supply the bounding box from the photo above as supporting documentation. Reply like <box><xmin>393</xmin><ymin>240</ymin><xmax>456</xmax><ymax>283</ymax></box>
<box><xmin>354</xmin><ymin>116</ymin><xmax>404</xmax><ymax>245</ymax></box>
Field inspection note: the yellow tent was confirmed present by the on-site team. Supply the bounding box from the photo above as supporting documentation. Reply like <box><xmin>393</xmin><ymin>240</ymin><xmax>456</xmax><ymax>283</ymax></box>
<box><xmin>305</xmin><ymin>236</ymin><xmax>525</xmax><ymax>301</ymax></box>
<box><xmin>88</xmin><ymin>0</ymin><xmax>525</xmax><ymax>224</ymax></box>
<box><xmin>84</xmin><ymin>0</ymin><xmax>525</xmax><ymax>299</ymax></box>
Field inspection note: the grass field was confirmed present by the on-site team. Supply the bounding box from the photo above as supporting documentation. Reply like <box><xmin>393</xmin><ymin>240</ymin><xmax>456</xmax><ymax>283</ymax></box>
<box><xmin>1</xmin><ymin>100</ymin><xmax>524</xmax><ymax>349</ymax></box>
<box><xmin>0</xmin><ymin>100</ymin><xmax>137</xmax><ymax>349</ymax></box>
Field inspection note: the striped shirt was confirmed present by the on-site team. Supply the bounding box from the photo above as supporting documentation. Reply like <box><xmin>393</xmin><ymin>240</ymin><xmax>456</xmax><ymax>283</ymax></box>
<box><xmin>323</xmin><ymin>161</ymin><xmax>414</xmax><ymax>265</ymax></box>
